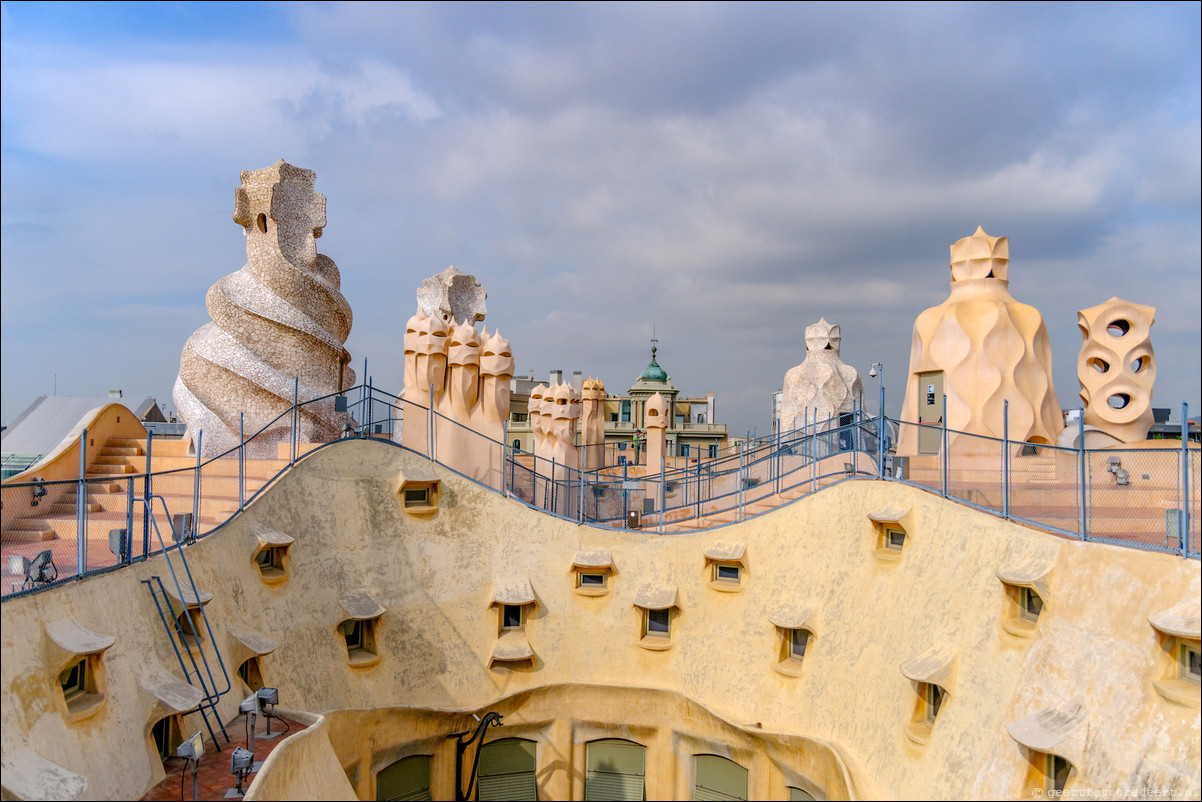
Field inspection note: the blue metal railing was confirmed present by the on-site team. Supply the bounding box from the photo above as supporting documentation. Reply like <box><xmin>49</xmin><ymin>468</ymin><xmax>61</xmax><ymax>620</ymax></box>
<box><xmin>2</xmin><ymin>383</ymin><xmax>1197</xmax><ymax>602</ymax></box>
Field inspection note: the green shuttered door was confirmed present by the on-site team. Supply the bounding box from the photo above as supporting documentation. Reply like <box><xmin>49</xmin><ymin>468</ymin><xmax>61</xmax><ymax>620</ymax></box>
<box><xmin>377</xmin><ymin>754</ymin><xmax>432</xmax><ymax>802</ymax></box>
<box><xmin>693</xmin><ymin>755</ymin><xmax>748</xmax><ymax>801</ymax></box>
<box><xmin>478</xmin><ymin>738</ymin><xmax>538</xmax><ymax>801</ymax></box>
<box><xmin>586</xmin><ymin>739</ymin><xmax>646</xmax><ymax>801</ymax></box>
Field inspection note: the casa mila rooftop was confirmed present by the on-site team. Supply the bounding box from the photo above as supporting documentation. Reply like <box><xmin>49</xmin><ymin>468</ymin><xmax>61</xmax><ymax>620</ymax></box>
<box><xmin>1</xmin><ymin>162</ymin><xmax>1197</xmax><ymax>802</ymax></box>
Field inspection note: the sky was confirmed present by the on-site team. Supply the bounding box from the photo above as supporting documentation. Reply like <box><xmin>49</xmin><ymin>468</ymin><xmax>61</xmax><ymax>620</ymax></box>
<box><xmin>2</xmin><ymin>1</ymin><xmax>1199</xmax><ymax>437</ymax></box>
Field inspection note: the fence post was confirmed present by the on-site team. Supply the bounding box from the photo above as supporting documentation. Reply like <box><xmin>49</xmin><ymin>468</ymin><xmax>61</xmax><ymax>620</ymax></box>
<box><xmin>367</xmin><ymin>375</ymin><xmax>373</xmax><ymax>436</ymax></box>
<box><xmin>125</xmin><ymin>477</ymin><xmax>134</xmax><ymax>564</ymax></box>
<box><xmin>659</xmin><ymin>454</ymin><xmax>666</xmax><ymax>534</ymax></box>
<box><xmin>738</xmin><ymin>441</ymin><xmax>745</xmax><ymax>522</ymax></box>
<box><xmin>238</xmin><ymin>413</ymin><xmax>245</xmax><ymax>511</ymax></box>
<box><xmin>1181</xmin><ymin>402</ymin><xmax>1190</xmax><ymax>558</ymax></box>
<box><xmin>940</xmin><ymin>395</ymin><xmax>948</xmax><ymax>498</ymax></box>
<box><xmin>579</xmin><ymin>462</ymin><xmax>585</xmax><ymax>524</ymax></box>
<box><xmin>775</xmin><ymin>425</ymin><xmax>781</xmax><ymax>496</ymax></box>
<box><xmin>194</xmin><ymin>430</ymin><xmax>203</xmax><ymax>539</ymax></box>
<box><xmin>291</xmin><ymin>376</ymin><xmax>299</xmax><ymax>465</ymax></box>
<box><xmin>1078</xmin><ymin>409</ymin><xmax>1087</xmax><ymax>540</ymax></box>
<box><xmin>878</xmin><ymin>380</ymin><xmax>886</xmax><ymax>480</ymax></box>
<box><xmin>77</xmin><ymin>427</ymin><xmax>87</xmax><ymax>578</ymax></box>
<box><xmin>144</xmin><ymin>430</ymin><xmax>153</xmax><ymax>557</ymax></box>
<box><xmin>501</xmin><ymin>419</ymin><xmax>509</xmax><ymax>498</ymax></box>
<box><xmin>428</xmin><ymin>402</ymin><xmax>434</xmax><ymax>459</ymax></box>
<box><xmin>1003</xmin><ymin>400</ymin><xmax>1010</xmax><ymax>519</ymax></box>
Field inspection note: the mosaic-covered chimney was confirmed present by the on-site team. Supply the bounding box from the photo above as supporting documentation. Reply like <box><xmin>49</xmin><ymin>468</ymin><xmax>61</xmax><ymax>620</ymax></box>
<box><xmin>173</xmin><ymin>160</ymin><xmax>354</xmax><ymax>458</ymax></box>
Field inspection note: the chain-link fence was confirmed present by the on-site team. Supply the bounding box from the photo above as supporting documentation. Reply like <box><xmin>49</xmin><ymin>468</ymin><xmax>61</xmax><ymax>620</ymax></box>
<box><xmin>4</xmin><ymin>383</ymin><xmax>1198</xmax><ymax>600</ymax></box>
<box><xmin>1006</xmin><ymin>441</ymin><xmax>1082</xmax><ymax>537</ymax></box>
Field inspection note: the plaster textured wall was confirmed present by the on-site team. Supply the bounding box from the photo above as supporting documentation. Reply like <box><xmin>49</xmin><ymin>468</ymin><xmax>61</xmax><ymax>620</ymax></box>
<box><xmin>173</xmin><ymin>161</ymin><xmax>354</xmax><ymax>459</ymax></box>
<box><xmin>780</xmin><ymin>319</ymin><xmax>863</xmax><ymax>432</ymax></box>
<box><xmin>1</xmin><ymin>439</ymin><xmax>1198</xmax><ymax>800</ymax></box>
<box><xmin>898</xmin><ymin>227</ymin><xmax>1062</xmax><ymax>453</ymax></box>
<box><xmin>1077</xmin><ymin>298</ymin><xmax>1157</xmax><ymax>444</ymax></box>
<box><xmin>399</xmin><ymin>268</ymin><xmax>512</xmax><ymax>485</ymax></box>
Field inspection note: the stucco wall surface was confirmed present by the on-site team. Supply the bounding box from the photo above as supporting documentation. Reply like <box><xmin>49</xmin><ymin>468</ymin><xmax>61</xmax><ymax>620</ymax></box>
<box><xmin>1</xmin><ymin>438</ymin><xmax>1198</xmax><ymax>800</ymax></box>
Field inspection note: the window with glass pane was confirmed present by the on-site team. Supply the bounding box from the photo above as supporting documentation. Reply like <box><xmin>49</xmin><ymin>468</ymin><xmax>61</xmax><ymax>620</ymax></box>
<box><xmin>646</xmin><ymin>608</ymin><xmax>670</xmax><ymax>637</ymax></box>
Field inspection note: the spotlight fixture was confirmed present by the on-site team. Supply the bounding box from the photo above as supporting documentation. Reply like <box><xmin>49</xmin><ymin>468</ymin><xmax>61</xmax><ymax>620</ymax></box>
<box><xmin>176</xmin><ymin>731</ymin><xmax>203</xmax><ymax>802</ymax></box>
<box><xmin>229</xmin><ymin>747</ymin><xmax>254</xmax><ymax>796</ymax></box>
<box><xmin>257</xmin><ymin>687</ymin><xmax>280</xmax><ymax>736</ymax></box>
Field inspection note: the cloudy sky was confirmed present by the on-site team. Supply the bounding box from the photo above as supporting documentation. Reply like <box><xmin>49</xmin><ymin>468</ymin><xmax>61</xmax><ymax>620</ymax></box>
<box><xmin>2</xmin><ymin>1</ymin><xmax>1199</xmax><ymax>436</ymax></box>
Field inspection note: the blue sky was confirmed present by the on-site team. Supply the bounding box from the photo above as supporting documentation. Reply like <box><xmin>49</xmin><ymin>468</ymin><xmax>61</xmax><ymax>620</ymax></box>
<box><xmin>2</xmin><ymin>1</ymin><xmax>1199</xmax><ymax>435</ymax></box>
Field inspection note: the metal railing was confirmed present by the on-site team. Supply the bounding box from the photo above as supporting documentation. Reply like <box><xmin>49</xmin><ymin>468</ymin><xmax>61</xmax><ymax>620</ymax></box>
<box><xmin>3</xmin><ymin>384</ymin><xmax>1197</xmax><ymax>600</ymax></box>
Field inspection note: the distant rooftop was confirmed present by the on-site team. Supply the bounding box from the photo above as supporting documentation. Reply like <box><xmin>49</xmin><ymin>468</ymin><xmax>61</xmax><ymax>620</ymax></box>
<box><xmin>1</xmin><ymin>395</ymin><xmax>158</xmax><ymax>459</ymax></box>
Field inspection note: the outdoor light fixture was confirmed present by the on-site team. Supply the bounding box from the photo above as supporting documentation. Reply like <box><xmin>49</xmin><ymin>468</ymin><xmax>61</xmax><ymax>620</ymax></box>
<box><xmin>108</xmin><ymin>528</ymin><xmax>128</xmax><ymax>561</ymax></box>
<box><xmin>257</xmin><ymin>687</ymin><xmax>280</xmax><ymax>736</ymax></box>
<box><xmin>172</xmin><ymin>513</ymin><xmax>196</xmax><ymax>545</ymax></box>
<box><xmin>238</xmin><ymin>692</ymin><xmax>259</xmax><ymax>714</ymax></box>
<box><xmin>239</xmin><ymin>691</ymin><xmax>262</xmax><ymax>756</ymax></box>
<box><xmin>229</xmin><ymin>747</ymin><xmax>254</xmax><ymax>796</ymax></box>
<box><xmin>30</xmin><ymin>477</ymin><xmax>47</xmax><ymax>507</ymax></box>
<box><xmin>176</xmin><ymin>731</ymin><xmax>203</xmax><ymax>802</ymax></box>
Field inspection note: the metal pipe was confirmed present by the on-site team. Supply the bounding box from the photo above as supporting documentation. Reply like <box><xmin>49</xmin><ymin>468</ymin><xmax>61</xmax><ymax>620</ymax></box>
<box><xmin>1181</xmin><ymin>402</ymin><xmax>1189</xmax><ymax>557</ymax></box>
<box><xmin>940</xmin><ymin>394</ymin><xmax>948</xmax><ymax>498</ymax></box>
<box><xmin>126</xmin><ymin>477</ymin><xmax>134</xmax><ymax>563</ymax></box>
<box><xmin>878</xmin><ymin>376</ymin><xmax>886</xmax><ymax>480</ymax></box>
<box><xmin>291</xmin><ymin>377</ymin><xmax>299</xmax><ymax>465</ymax></box>
<box><xmin>1078</xmin><ymin>408</ymin><xmax>1087</xmax><ymax>540</ymax></box>
<box><xmin>77</xmin><ymin>427</ymin><xmax>87</xmax><ymax>577</ymax></box>
<box><xmin>1003</xmin><ymin>400</ymin><xmax>1010</xmax><ymax>519</ymax></box>
<box><xmin>659</xmin><ymin>453</ymin><xmax>665</xmax><ymax>534</ymax></box>
<box><xmin>193</xmin><ymin>430</ymin><xmax>202</xmax><ymax>540</ymax></box>
<box><xmin>144</xmin><ymin>430</ymin><xmax>153</xmax><ymax>557</ymax></box>
<box><xmin>501</xmin><ymin>419</ymin><xmax>508</xmax><ymax>498</ymax></box>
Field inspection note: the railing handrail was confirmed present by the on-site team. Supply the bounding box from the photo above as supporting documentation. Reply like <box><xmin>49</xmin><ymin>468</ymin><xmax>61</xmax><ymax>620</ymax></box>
<box><xmin>3</xmin><ymin>384</ymin><xmax>1197</xmax><ymax>602</ymax></box>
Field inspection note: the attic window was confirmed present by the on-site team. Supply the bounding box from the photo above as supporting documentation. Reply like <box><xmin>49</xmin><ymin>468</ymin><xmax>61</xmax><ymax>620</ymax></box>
<box><xmin>578</xmin><ymin>571</ymin><xmax>608</xmax><ymax>589</ymax></box>
<box><xmin>770</xmin><ymin>605</ymin><xmax>815</xmax><ymax>677</ymax></box>
<box><xmin>1006</xmin><ymin>702</ymin><xmax>1088</xmax><ymax>795</ymax></box>
<box><xmin>1180</xmin><ymin>640</ymin><xmax>1201</xmax><ymax>685</ymax></box>
<box><xmin>1148</xmin><ymin>604</ymin><xmax>1201</xmax><ymax>707</ymax></box>
<box><xmin>341</xmin><ymin>619</ymin><xmax>379</xmax><ymax>667</ymax></box>
<box><xmin>491</xmin><ymin>578</ymin><xmax>537</xmax><ymax>668</ymax></box>
<box><xmin>900</xmin><ymin>646</ymin><xmax>956</xmax><ymax>745</ymax></box>
<box><xmin>254</xmin><ymin>545</ymin><xmax>288</xmax><ymax>583</ymax></box>
<box><xmin>501</xmin><ymin>604</ymin><xmax>524</xmax><ymax>632</ymax></box>
<box><xmin>868</xmin><ymin>507</ymin><xmax>910</xmax><ymax>562</ymax></box>
<box><xmin>338</xmin><ymin>591</ymin><xmax>386</xmax><ymax>669</ymax></box>
<box><xmin>996</xmin><ymin>556</ymin><xmax>1054</xmax><ymax>639</ymax></box>
<box><xmin>396</xmin><ymin>466</ymin><xmax>440</xmax><ymax>516</ymax></box>
<box><xmin>1022</xmin><ymin>751</ymin><xmax>1076</xmax><ymax>796</ymax></box>
<box><xmin>572</xmin><ymin>549</ymin><xmax>613</xmax><ymax>597</ymax></box>
<box><xmin>177</xmin><ymin>608</ymin><xmax>205</xmax><ymax>652</ymax></box>
<box><xmin>60</xmin><ymin>659</ymin><xmax>86</xmax><ymax>700</ymax></box>
<box><xmin>645</xmin><ymin>608</ymin><xmax>670</xmax><ymax>637</ymax></box>
<box><xmin>49</xmin><ymin>621</ymin><xmax>110</xmax><ymax>722</ymax></box>
<box><xmin>704</xmin><ymin>543</ymin><xmax>747</xmax><ymax>592</ymax></box>
<box><xmin>237</xmin><ymin>657</ymin><xmax>264</xmax><ymax>692</ymax></box>
<box><xmin>634</xmin><ymin>585</ymin><xmax>678</xmax><ymax>651</ymax></box>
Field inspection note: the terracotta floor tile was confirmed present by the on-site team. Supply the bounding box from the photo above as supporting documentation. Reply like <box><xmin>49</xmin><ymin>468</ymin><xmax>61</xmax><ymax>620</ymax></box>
<box><xmin>140</xmin><ymin>715</ymin><xmax>304</xmax><ymax>801</ymax></box>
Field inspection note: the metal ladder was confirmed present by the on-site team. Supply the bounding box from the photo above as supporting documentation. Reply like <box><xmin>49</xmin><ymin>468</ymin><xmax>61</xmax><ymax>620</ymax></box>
<box><xmin>140</xmin><ymin>493</ymin><xmax>231</xmax><ymax>750</ymax></box>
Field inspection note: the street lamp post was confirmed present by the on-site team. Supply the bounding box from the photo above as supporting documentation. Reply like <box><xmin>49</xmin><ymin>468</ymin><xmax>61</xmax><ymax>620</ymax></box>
<box><xmin>869</xmin><ymin>362</ymin><xmax>885</xmax><ymax>478</ymax></box>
